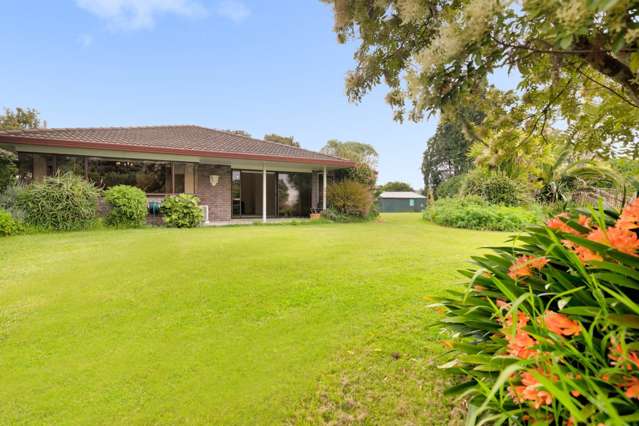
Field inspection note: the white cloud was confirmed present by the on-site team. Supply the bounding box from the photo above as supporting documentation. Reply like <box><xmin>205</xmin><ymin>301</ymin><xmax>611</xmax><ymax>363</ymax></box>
<box><xmin>215</xmin><ymin>0</ymin><xmax>250</xmax><ymax>23</ymax></box>
<box><xmin>77</xmin><ymin>33</ymin><xmax>94</xmax><ymax>47</ymax></box>
<box><xmin>75</xmin><ymin>0</ymin><xmax>207</xmax><ymax>30</ymax></box>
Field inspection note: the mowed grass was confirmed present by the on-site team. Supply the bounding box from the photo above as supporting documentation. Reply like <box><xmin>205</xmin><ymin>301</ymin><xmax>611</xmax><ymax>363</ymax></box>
<box><xmin>0</xmin><ymin>214</ymin><xmax>508</xmax><ymax>425</ymax></box>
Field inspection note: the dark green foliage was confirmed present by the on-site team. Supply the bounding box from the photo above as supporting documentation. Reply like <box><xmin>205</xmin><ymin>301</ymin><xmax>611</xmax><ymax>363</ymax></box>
<box><xmin>435</xmin><ymin>175</ymin><xmax>465</xmax><ymax>199</ymax></box>
<box><xmin>160</xmin><ymin>194</ymin><xmax>203</xmax><ymax>228</ymax></box>
<box><xmin>0</xmin><ymin>148</ymin><xmax>17</xmax><ymax>193</ymax></box>
<box><xmin>0</xmin><ymin>208</ymin><xmax>22</xmax><ymax>236</ymax></box>
<box><xmin>424</xmin><ymin>197</ymin><xmax>540</xmax><ymax>231</ymax></box>
<box><xmin>422</xmin><ymin>120</ymin><xmax>474</xmax><ymax>190</ymax></box>
<box><xmin>462</xmin><ymin>171</ymin><xmax>523</xmax><ymax>206</ymax></box>
<box><xmin>326</xmin><ymin>180</ymin><xmax>374</xmax><ymax>219</ymax></box>
<box><xmin>436</xmin><ymin>205</ymin><xmax>639</xmax><ymax>424</ymax></box>
<box><xmin>0</xmin><ymin>184</ymin><xmax>26</xmax><ymax>220</ymax></box>
<box><xmin>335</xmin><ymin>163</ymin><xmax>377</xmax><ymax>188</ymax></box>
<box><xmin>17</xmin><ymin>173</ymin><xmax>99</xmax><ymax>231</ymax></box>
<box><xmin>377</xmin><ymin>181</ymin><xmax>414</xmax><ymax>195</ymax></box>
<box><xmin>104</xmin><ymin>185</ymin><xmax>148</xmax><ymax>228</ymax></box>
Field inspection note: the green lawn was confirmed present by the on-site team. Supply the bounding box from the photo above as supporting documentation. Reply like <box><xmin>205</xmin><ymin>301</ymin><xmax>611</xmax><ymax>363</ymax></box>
<box><xmin>0</xmin><ymin>214</ymin><xmax>508</xmax><ymax>425</ymax></box>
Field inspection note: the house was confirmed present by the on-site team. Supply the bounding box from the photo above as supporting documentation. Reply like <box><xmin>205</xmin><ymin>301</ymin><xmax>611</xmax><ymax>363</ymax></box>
<box><xmin>378</xmin><ymin>191</ymin><xmax>426</xmax><ymax>212</ymax></box>
<box><xmin>0</xmin><ymin>125</ymin><xmax>354</xmax><ymax>223</ymax></box>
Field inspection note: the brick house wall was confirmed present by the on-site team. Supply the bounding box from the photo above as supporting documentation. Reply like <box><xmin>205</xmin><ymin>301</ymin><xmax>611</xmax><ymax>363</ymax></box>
<box><xmin>196</xmin><ymin>164</ymin><xmax>232</xmax><ymax>222</ymax></box>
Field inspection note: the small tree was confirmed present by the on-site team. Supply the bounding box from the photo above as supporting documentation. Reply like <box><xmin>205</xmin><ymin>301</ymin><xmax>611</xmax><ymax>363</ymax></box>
<box><xmin>0</xmin><ymin>107</ymin><xmax>40</xmax><ymax>129</ymax></box>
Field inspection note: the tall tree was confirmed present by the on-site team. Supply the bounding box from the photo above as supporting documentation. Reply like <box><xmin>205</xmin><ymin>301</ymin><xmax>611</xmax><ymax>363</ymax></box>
<box><xmin>263</xmin><ymin>133</ymin><xmax>301</xmax><ymax>148</ymax></box>
<box><xmin>321</xmin><ymin>139</ymin><xmax>379</xmax><ymax>188</ymax></box>
<box><xmin>321</xmin><ymin>139</ymin><xmax>378</xmax><ymax>168</ymax></box>
<box><xmin>422</xmin><ymin>121</ymin><xmax>474</xmax><ymax>190</ymax></box>
<box><xmin>322</xmin><ymin>0</ymin><xmax>639</xmax><ymax>137</ymax></box>
<box><xmin>0</xmin><ymin>107</ymin><xmax>40</xmax><ymax>130</ymax></box>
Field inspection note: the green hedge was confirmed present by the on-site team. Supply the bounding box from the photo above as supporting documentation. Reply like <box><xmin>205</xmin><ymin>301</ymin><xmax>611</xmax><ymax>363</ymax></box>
<box><xmin>435</xmin><ymin>200</ymin><xmax>639</xmax><ymax>424</ymax></box>
<box><xmin>160</xmin><ymin>194</ymin><xmax>203</xmax><ymax>228</ymax></box>
<box><xmin>423</xmin><ymin>196</ymin><xmax>540</xmax><ymax>231</ymax></box>
<box><xmin>104</xmin><ymin>185</ymin><xmax>148</xmax><ymax>228</ymax></box>
<box><xmin>17</xmin><ymin>173</ymin><xmax>99</xmax><ymax>231</ymax></box>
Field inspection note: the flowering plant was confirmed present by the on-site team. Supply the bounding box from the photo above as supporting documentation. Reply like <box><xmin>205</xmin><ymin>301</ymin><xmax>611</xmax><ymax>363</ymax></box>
<box><xmin>436</xmin><ymin>199</ymin><xmax>639</xmax><ymax>425</ymax></box>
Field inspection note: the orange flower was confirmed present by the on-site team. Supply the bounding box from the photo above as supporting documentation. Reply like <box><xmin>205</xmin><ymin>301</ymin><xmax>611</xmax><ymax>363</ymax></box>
<box><xmin>543</xmin><ymin>311</ymin><xmax>581</xmax><ymax>336</ymax></box>
<box><xmin>547</xmin><ymin>213</ymin><xmax>576</xmax><ymax>234</ymax></box>
<box><xmin>508</xmin><ymin>255</ymin><xmax>549</xmax><ymax>280</ymax></box>
<box><xmin>609</xmin><ymin>340</ymin><xmax>639</xmax><ymax>370</ymax></box>
<box><xmin>503</xmin><ymin>311</ymin><xmax>529</xmax><ymax>330</ymax></box>
<box><xmin>570</xmin><ymin>390</ymin><xmax>581</xmax><ymax>397</ymax></box>
<box><xmin>473</xmin><ymin>284</ymin><xmax>487</xmax><ymax>292</ymax></box>
<box><xmin>506</xmin><ymin>330</ymin><xmax>539</xmax><ymax>359</ymax></box>
<box><xmin>573</xmin><ymin>245</ymin><xmax>603</xmax><ymax>262</ymax></box>
<box><xmin>577</xmin><ymin>214</ymin><xmax>591</xmax><ymax>228</ymax></box>
<box><xmin>607</xmin><ymin>227</ymin><xmax>639</xmax><ymax>256</ymax></box>
<box><xmin>617</xmin><ymin>198</ymin><xmax>639</xmax><ymax>231</ymax></box>
<box><xmin>622</xmin><ymin>377</ymin><xmax>639</xmax><ymax>399</ymax></box>
<box><xmin>509</xmin><ymin>371</ymin><xmax>554</xmax><ymax>408</ymax></box>
<box><xmin>587</xmin><ymin>226</ymin><xmax>639</xmax><ymax>256</ymax></box>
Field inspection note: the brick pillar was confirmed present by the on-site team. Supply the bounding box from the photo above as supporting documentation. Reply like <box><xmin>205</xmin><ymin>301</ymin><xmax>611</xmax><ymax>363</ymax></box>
<box><xmin>196</xmin><ymin>164</ymin><xmax>231</xmax><ymax>222</ymax></box>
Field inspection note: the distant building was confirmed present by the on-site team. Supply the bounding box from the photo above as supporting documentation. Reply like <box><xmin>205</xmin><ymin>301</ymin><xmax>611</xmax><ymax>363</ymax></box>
<box><xmin>378</xmin><ymin>191</ymin><xmax>426</xmax><ymax>212</ymax></box>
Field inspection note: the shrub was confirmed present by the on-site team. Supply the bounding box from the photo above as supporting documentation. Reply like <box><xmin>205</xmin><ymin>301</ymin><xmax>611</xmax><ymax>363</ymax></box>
<box><xmin>423</xmin><ymin>196</ymin><xmax>540</xmax><ymax>231</ymax></box>
<box><xmin>17</xmin><ymin>173</ymin><xmax>99</xmax><ymax>231</ymax></box>
<box><xmin>327</xmin><ymin>180</ymin><xmax>374</xmax><ymax>218</ymax></box>
<box><xmin>0</xmin><ymin>208</ymin><xmax>22</xmax><ymax>236</ymax></box>
<box><xmin>0</xmin><ymin>148</ymin><xmax>17</xmax><ymax>193</ymax></box>
<box><xmin>435</xmin><ymin>200</ymin><xmax>639</xmax><ymax>425</ymax></box>
<box><xmin>435</xmin><ymin>174</ymin><xmax>465</xmax><ymax>199</ymax></box>
<box><xmin>104</xmin><ymin>185</ymin><xmax>147</xmax><ymax>228</ymax></box>
<box><xmin>0</xmin><ymin>184</ymin><xmax>26</xmax><ymax>220</ymax></box>
<box><xmin>461</xmin><ymin>171</ymin><xmax>522</xmax><ymax>206</ymax></box>
<box><xmin>160</xmin><ymin>194</ymin><xmax>203</xmax><ymax>228</ymax></box>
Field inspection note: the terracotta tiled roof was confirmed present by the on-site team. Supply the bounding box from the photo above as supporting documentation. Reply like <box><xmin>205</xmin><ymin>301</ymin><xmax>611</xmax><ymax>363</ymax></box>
<box><xmin>0</xmin><ymin>125</ymin><xmax>354</xmax><ymax>167</ymax></box>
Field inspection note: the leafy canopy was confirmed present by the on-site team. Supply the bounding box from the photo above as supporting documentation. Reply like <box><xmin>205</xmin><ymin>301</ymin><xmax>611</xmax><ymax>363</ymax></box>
<box><xmin>323</xmin><ymin>0</ymin><xmax>639</xmax><ymax>123</ymax></box>
<box><xmin>263</xmin><ymin>133</ymin><xmax>301</xmax><ymax>147</ymax></box>
<box><xmin>0</xmin><ymin>107</ymin><xmax>41</xmax><ymax>129</ymax></box>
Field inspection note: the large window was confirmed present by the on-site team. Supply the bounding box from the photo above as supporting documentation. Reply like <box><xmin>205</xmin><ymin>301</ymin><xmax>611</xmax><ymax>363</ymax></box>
<box><xmin>87</xmin><ymin>159</ymin><xmax>171</xmax><ymax>193</ymax></box>
<box><xmin>277</xmin><ymin>173</ymin><xmax>312</xmax><ymax>217</ymax></box>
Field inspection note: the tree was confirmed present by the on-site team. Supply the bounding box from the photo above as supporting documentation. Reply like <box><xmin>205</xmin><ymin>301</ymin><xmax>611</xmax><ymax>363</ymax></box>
<box><xmin>263</xmin><ymin>133</ymin><xmax>301</xmax><ymax>148</ymax></box>
<box><xmin>320</xmin><ymin>139</ymin><xmax>378</xmax><ymax>168</ymax></box>
<box><xmin>0</xmin><ymin>148</ymin><xmax>17</xmax><ymax>192</ymax></box>
<box><xmin>422</xmin><ymin>119</ymin><xmax>474</xmax><ymax>191</ymax></box>
<box><xmin>0</xmin><ymin>107</ymin><xmax>41</xmax><ymax>130</ymax></box>
<box><xmin>322</xmin><ymin>0</ymin><xmax>639</xmax><ymax>131</ymax></box>
<box><xmin>322</xmin><ymin>140</ymin><xmax>379</xmax><ymax>188</ymax></box>
<box><xmin>223</xmin><ymin>129</ymin><xmax>252</xmax><ymax>138</ymax></box>
<box><xmin>377</xmin><ymin>181</ymin><xmax>414</xmax><ymax>194</ymax></box>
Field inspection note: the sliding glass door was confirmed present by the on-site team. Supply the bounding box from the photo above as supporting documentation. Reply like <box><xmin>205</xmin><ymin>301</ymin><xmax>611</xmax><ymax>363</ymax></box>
<box><xmin>231</xmin><ymin>170</ymin><xmax>312</xmax><ymax>218</ymax></box>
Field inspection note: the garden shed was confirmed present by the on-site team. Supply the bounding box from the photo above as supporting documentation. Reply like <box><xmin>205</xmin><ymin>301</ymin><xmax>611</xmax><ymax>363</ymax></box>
<box><xmin>378</xmin><ymin>191</ymin><xmax>426</xmax><ymax>212</ymax></box>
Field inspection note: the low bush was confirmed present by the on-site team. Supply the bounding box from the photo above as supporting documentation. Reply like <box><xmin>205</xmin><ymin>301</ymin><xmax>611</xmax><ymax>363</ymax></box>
<box><xmin>327</xmin><ymin>180</ymin><xmax>374</xmax><ymax>218</ymax></box>
<box><xmin>104</xmin><ymin>185</ymin><xmax>147</xmax><ymax>228</ymax></box>
<box><xmin>461</xmin><ymin>171</ymin><xmax>523</xmax><ymax>206</ymax></box>
<box><xmin>0</xmin><ymin>208</ymin><xmax>22</xmax><ymax>236</ymax></box>
<box><xmin>160</xmin><ymin>194</ymin><xmax>203</xmax><ymax>228</ymax></box>
<box><xmin>436</xmin><ymin>199</ymin><xmax>639</xmax><ymax>425</ymax></box>
<box><xmin>17</xmin><ymin>173</ymin><xmax>99</xmax><ymax>231</ymax></box>
<box><xmin>436</xmin><ymin>174</ymin><xmax>465</xmax><ymax>199</ymax></box>
<box><xmin>423</xmin><ymin>196</ymin><xmax>540</xmax><ymax>231</ymax></box>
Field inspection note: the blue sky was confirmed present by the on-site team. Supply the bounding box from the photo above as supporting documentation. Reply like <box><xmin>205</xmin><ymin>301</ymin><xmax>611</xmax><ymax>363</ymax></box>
<box><xmin>0</xmin><ymin>1</ymin><xmax>517</xmax><ymax>189</ymax></box>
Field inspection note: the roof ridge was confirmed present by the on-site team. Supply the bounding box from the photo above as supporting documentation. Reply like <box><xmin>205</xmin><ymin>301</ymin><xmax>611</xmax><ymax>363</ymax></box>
<box><xmin>0</xmin><ymin>124</ymin><xmax>199</xmax><ymax>134</ymax></box>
